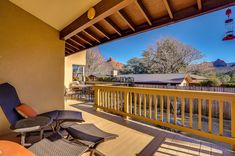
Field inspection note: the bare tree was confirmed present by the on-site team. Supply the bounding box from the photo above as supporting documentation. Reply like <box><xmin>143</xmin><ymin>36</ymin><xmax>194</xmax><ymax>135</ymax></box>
<box><xmin>122</xmin><ymin>37</ymin><xmax>203</xmax><ymax>74</ymax></box>
<box><xmin>85</xmin><ymin>48</ymin><xmax>106</xmax><ymax>76</ymax></box>
<box><xmin>121</xmin><ymin>57</ymin><xmax>145</xmax><ymax>74</ymax></box>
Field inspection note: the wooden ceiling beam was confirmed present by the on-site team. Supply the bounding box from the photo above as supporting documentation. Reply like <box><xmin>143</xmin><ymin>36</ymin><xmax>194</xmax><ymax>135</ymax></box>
<box><xmin>65</xmin><ymin>51</ymin><xmax>71</xmax><ymax>55</ymax></box>
<box><xmin>65</xmin><ymin>42</ymin><xmax>80</xmax><ymax>51</ymax></box>
<box><xmin>65</xmin><ymin>47</ymin><xmax>74</xmax><ymax>53</ymax></box>
<box><xmin>68</xmin><ymin>38</ymin><xmax>86</xmax><ymax>48</ymax></box>
<box><xmin>117</xmin><ymin>10</ymin><xmax>135</xmax><ymax>31</ymax></box>
<box><xmin>83</xmin><ymin>30</ymin><xmax>101</xmax><ymax>43</ymax></box>
<box><xmin>75</xmin><ymin>35</ymin><xmax>93</xmax><ymax>46</ymax></box>
<box><xmin>162</xmin><ymin>0</ymin><xmax>173</xmax><ymax>19</ymax></box>
<box><xmin>135</xmin><ymin>0</ymin><xmax>152</xmax><ymax>26</ymax></box>
<box><xmin>92</xmin><ymin>24</ymin><xmax>110</xmax><ymax>40</ymax></box>
<box><xmin>197</xmin><ymin>0</ymin><xmax>203</xmax><ymax>10</ymax></box>
<box><xmin>65</xmin><ymin>46</ymin><xmax>75</xmax><ymax>53</ymax></box>
<box><xmin>104</xmin><ymin>18</ymin><xmax>122</xmax><ymax>36</ymax></box>
<box><xmin>60</xmin><ymin>0</ymin><xmax>135</xmax><ymax>40</ymax></box>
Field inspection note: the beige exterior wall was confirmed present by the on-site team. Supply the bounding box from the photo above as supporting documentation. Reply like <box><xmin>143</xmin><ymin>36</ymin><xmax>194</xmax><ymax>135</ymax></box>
<box><xmin>64</xmin><ymin>51</ymin><xmax>86</xmax><ymax>88</ymax></box>
<box><xmin>179</xmin><ymin>79</ymin><xmax>189</xmax><ymax>86</ymax></box>
<box><xmin>0</xmin><ymin>0</ymin><xmax>65</xmax><ymax>135</ymax></box>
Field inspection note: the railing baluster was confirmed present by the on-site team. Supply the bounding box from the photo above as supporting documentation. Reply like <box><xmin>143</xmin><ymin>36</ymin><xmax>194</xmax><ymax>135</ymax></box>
<box><xmin>232</xmin><ymin>99</ymin><xmax>235</xmax><ymax>150</ymax></box>
<box><xmin>107</xmin><ymin>91</ymin><xmax>110</xmax><ymax>108</ymax></box>
<box><xmin>208</xmin><ymin>99</ymin><xmax>212</xmax><ymax>133</ymax></box>
<box><xmin>130</xmin><ymin>92</ymin><xmax>133</xmax><ymax>114</ymax></box>
<box><xmin>95</xmin><ymin>88</ymin><xmax>100</xmax><ymax>109</ymax></box>
<box><xmin>181</xmin><ymin>97</ymin><xmax>185</xmax><ymax>127</ymax></box>
<box><xmin>102</xmin><ymin>90</ymin><xmax>104</xmax><ymax>107</ymax></box>
<box><xmin>110</xmin><ymin>91</ymin><xmax>112</xmax><ymax>109</ymax></box>
<box><xmin>138</xmin><ymin>94</ymin><xmax>141</xmax><ymax>116</ymax></box>
<box><xmin>189</xmin><ymin>98</ymin><xmax>193</xmax><ymax>128</ymax></box>
<box><xmin>149</xmin><ymin>95</ymin><xmax>152</xmax><ymax>119</ymax></box>
<box><xmin>167</xmin><ymin>96</ymin><xmax>170</xmax><ymax>123</ymax></box>
<box><xmin>99</xmin><ymin>90</ymin><xmax>102</xmax><ymax>107</ymax></box>
<box><xmin>154</xmin><ymin>95</ymin><xmax>157</xmax><ymax>120</ymax></box>
<box><xmin>117</xmin><ymin>92</ymin><xmax>120</xmax><ymax>110</ymax></box>
<box><xmin>120</xmin><ymin>92</ymin><xmax>123</xmax><ymax>111</ymax></box>
<box><xmin>106</xmin><ymin>91</ymin><xmax>109</xmax><ymax>108</ymax></box>
<box><xmin>198</xmin><ymin>98</ymin><xmax>202</xmax><ymax>130</ymax></box>
<box><xmin>124</xmin><ymin>91</ymin><xmax>129</xmax><ymax>120</ymax></box>
<box><xmin>134</xmin><ymin>93</ymin><xmax>137</xmax><ymax>115</ymax></box>
<box><xmin>160</xmin><ymin>96</ymin><xmax>163</xmax><ymax>122</ymax></box>
<box><xmin>110</xmin><ymin>91</ymin><xmax>113</xmax><ymax>109</ymax></box>
<box><xmin>114</xmin><ymin>92</ymin><xmax>117</xmax><ymax>110</ymax></box>
<box><xmin>143</xmin><ymin>94</ymin><xmax>147</xmax><ymax>117</ymax></box>
<box><xmin>219</xmin><ymin>99</ymin><xmax>223</xmax><ymax>136</ymax></box>
<box><xmin>104</xmin><ymin>91</ymin><xmax>106</xmax><ymax>108</ymax></box>
<box><xmin>174</xmin><ymin>97</ymin><xmax>177</xmax><ymax>125</ymax></box>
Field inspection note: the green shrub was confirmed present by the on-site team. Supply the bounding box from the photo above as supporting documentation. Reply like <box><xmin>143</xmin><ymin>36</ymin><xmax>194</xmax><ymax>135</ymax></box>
<box><xmin>221</xmin><ymin>83</ymin><xmax>235</xmax><ymax>88</ymax></box>
<box><xmin>200</xmin><ymin>78</ymin><xmax>221</xmax><ymax>87</ymax></box>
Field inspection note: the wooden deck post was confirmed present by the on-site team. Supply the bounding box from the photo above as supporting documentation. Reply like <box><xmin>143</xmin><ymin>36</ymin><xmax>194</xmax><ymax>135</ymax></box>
<box><xmin>124</xmin><ymin>91</ymin><xmax>129</xmax><ymax>120</ymax></box>
<box><xmin>231</xmin><ymin>98</ymin><xmax>235</xmax><ymax>151</ymax></box>
<box><xmin>95</xmin><ymin>88</ymin><xmax>100</xmax><ymax>111</ymax></box>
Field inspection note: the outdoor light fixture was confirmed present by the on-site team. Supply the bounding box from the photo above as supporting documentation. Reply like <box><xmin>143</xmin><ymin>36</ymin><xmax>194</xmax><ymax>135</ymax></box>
<box><xmin>87</xmin><ymin>8</ymin><xmax>96</xmax><ymax>20</ymax></box>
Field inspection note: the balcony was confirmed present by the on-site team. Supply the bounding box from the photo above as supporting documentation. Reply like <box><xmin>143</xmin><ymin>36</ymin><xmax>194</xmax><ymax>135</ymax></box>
<box><xmin>62</xmin><ymin>85</ymin><xmax>235</xmax><ymax>155</ymax></box>
<box><xmin>66</xmin><ymin>100</ymin><xmax>233</xmax><ymax>155</ymax></box>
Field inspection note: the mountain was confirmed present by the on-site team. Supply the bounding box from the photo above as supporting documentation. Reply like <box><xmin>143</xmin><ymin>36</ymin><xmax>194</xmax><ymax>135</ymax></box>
<box><xmin>191</xmin><ymin>59</ymin><xmax>235</xmax><ymax>74</ymax></box>
<box><xmin>213</xmin><ymin>59</ymin><xmax>227</xmax><ymax>67</ymax></box>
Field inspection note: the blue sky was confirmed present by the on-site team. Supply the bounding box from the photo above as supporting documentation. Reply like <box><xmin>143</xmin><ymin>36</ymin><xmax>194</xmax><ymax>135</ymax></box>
<box><xmin>98</xmin><ymin>7</ymin><xmax>235</xmax><ymax>64</ymax></box>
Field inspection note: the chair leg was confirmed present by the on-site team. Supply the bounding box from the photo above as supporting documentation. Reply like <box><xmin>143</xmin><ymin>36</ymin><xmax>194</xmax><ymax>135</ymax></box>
<box><xmin>39</xmin><ymin>129</ymin><xmax>44</xmax><ymax>140</ymax></box>
<box><xmin>21</xmin><ymin>132</ymin><xmax>31</xmax><ymax>147</ymax></box>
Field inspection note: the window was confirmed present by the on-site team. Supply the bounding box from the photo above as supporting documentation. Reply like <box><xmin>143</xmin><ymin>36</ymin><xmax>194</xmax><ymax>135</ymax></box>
<box><xmin>72</xmin><ymin>65</ymin><xmax>84</xmax><ymax>81</ymax></box>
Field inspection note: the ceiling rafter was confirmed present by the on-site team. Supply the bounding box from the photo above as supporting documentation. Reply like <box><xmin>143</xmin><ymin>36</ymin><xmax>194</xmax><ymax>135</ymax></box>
<box><xmin>92</xmin><ymin>24</ymin><xmax>110</xmax><ymax>40</ymax></box>
<box><xmin>104</xmin><ymin>18</ymin><xmax>122</xmax><ymax>36</ymax></box>
<box><xmin>68</xmin><ymin>38</ymin><xmax>86</xmax><ymax>48</ymax></box>
<box><xmin>60</xmin><ymin>0</ymin><xmax>135</xmax><ymax>40</ymax></box>
<box><xmin>65</xmin><ymin>46</ymin><xmax>75</xmax><ymax>52</ymax></box>
<box><xmin>117</xmin><ymin>10</ymin><xmax>135</xmax><ymax>31</ymax></box>
<box><xmin>135</xmin><ymin>0</ymin><xmax>152</xmax><ymax>26</ymax></box>
<box><xmin>75</xmin><ymin>35</ymin><xmax>93</xmax><ymax>46</ymax></box>
<box><xmin>65</xmin><ymin>42</ymin><xmax>80</xmax><ymax>51</ymax></box>
<box><xmin>65</xmin><ymin>47</ymin><xmax>74</xmax><ymax>53</ymax></box>
<box><xmin>65</xmin><ymin>51</ymin><xmax>71</xmax><ymax>55</ymax></box>
<box><xmin>162</xmin><ymin>0</ymin><xmax>173</xmax><ymax>19</ymax></box>
<box><xmin>197</xmin><ymin>0</ymin><xmax>203</xmax><ymax>10</ymax></box>
<box><xmin>83</xmin><ymin>30</ymin><xmax>101</xmax><ymax>43</ymax></box>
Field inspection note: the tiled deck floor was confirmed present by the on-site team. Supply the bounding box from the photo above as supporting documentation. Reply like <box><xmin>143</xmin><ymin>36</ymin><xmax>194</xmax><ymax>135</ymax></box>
<box><xmin>65</xmin><ymin>100</ymin><xmax>235</xmax><ymax>156</ymax></box>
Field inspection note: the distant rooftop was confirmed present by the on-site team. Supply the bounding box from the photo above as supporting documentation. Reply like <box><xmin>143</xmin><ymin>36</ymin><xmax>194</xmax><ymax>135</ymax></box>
<box><xmin>117</xmin><ymin>74</ymin><xmax>207</xmax><ymax>84</ymax></box>
<box><xmin>117</xmin><ymin>74</ymin><xmax>186</xmax><ymax>84</ymax></box>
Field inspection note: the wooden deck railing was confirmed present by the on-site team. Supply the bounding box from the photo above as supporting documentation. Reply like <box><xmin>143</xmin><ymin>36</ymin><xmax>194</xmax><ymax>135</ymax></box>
<box><xmin>94</xmin><ymin>85</ymin><xmax>235</xmax><ymax>150</ymax></box>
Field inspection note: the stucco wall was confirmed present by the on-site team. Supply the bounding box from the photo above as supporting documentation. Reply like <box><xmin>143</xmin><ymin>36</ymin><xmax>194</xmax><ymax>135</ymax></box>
<box><xmin>64</xmin><ymin>51</ymin><xmax>86</xmax><ymax>88</ymax></box>
<box><xmin>0</xmin><ymin>0</ymin><xmax>65</xmax><ymax>135</ymax></box>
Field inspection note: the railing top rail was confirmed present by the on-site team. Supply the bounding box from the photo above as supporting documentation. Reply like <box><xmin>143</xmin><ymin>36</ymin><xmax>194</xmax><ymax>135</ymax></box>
<box><xmin>93</xmin><ymin>85</ymin><xmax>235</xmax><ymax>99</ymax></box>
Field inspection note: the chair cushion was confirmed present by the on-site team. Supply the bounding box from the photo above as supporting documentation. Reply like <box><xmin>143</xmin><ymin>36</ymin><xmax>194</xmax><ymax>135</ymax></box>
<box><xmin>65</xmin><ymin>123</ymin><xmax>118</xmax><ymax>147</ymax></box>
<box><xmin>0</xmin><ymin>83</ymin><xmax>23</xmax><ymax>125</ymax></box>
<box><xmin>15</xmin><ymin>104</ymin><xmax>37</xmax><ymax>118</ymax></box>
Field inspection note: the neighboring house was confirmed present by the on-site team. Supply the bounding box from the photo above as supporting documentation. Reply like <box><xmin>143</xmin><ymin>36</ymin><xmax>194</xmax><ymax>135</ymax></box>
<box><xmin>117</xmin><ymin>74</ymin><xmax>208</xmax><ymax>86</ymax></box>
<box><xmin>101</xmin><ymin>57</ymin><xmax>124</xmax><ymax>75</ymax></box>
<box><xmin>190</xmin><ymin>74</ymin><xmax>208</xmax><ymax>85</ymax></box>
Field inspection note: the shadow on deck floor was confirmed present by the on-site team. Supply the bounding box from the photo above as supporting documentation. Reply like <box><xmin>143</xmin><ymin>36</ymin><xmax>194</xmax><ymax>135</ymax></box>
<box><xmin>68</xmin><ymin>101</ymin><xmax>235</xmax><ymax>156</ymax></box>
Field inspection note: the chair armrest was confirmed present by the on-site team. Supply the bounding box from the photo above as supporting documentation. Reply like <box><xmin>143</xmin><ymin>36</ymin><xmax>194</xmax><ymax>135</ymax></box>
<box><xmin>12</xmin><ymin>126</ymin><xmax>41</xmax><ymax>133</ymax></box>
